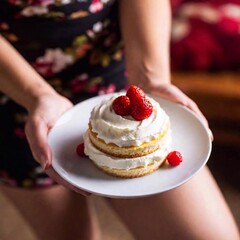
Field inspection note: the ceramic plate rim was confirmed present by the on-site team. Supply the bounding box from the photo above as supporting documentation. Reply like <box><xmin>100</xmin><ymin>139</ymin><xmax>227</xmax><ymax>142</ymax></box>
<box><xmin>49</xmin><ymin>93</ymin><xmax>212</xmax><ymax>198</ymax></box>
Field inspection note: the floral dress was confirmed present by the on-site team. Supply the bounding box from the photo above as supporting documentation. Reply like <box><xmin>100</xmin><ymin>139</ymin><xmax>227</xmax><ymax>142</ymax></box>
<box><xmin>0</xmin><ymin>0</ymin><xmax>127</xmax><ymax>188</ymax></box>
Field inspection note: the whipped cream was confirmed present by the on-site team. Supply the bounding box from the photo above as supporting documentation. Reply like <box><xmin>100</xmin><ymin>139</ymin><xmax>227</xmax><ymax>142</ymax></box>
<box><xmin>84</xmin><ymin>131</ymin><xmax>172</xmax><ymax>170</ymax></box>
<box><xmin>90</xmin><ymin>94</ymin><xmax>170</xmax><ymax>147</ymax></box>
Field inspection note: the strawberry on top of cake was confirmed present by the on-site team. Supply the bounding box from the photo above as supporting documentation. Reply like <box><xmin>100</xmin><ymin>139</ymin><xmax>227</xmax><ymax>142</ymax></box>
<box><xmin>83</xmin><ymin>85</ymin><xmax>172</xmax><ymax>178</ymax></box>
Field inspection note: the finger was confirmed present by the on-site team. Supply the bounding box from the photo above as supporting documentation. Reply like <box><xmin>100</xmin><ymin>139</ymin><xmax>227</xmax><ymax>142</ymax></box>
<box><xmin>184</xmin><ymin>98</ymin><xmax>209</xmax><ymax>126</ymax></box>
<box><xmin>152</xmin><ymin>85</ymin><xmax>207</xmax><ymax>124</ymax></box>
<box><xmin>151</xmin><ymin>85</ymin><xmax>214</xmax><ymax>141</ymax></box>
<box><xmin>25</xmin><ymin>117</ymin><xmax>52</xmax><ymax>169</ymax></box>
<box><xmin>151</xmin><ymin>85</ymin><xmax>188</xmax><ymax>106</ymax></box>
<box><xmin>184</xmin><ymin>99</ymin><xmax>214</xmax><ymax>141</ymax></box>
<box><xmin>45</xmin><ymin>167</ymin><xmax>91</xmax><ymax>196</ymax></box>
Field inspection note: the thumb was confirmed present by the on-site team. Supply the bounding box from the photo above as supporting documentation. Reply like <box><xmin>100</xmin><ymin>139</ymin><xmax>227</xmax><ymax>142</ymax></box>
<box><xmin>25</xmin><ymin>116</ymin><xmax>52</xmax><ymax>170</ymax></box>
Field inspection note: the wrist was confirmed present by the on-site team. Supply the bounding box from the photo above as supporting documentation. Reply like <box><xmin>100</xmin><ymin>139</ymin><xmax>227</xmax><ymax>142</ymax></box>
<box><xmin>24</xmin><ymin>81</ymin><xmax>57</xmax><ymax>112</ymax></box>
<box><xmin>126</xmin><ymin>57</ymin><xmax>171</xmax><ymax>92</ymax></box>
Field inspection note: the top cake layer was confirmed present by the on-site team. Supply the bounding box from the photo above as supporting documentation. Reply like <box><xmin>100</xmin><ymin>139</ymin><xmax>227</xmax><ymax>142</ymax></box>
<box><xmin>89</xmin><ymin>94</ymin><xmax>170</xmax><ymax>147</ymax></box>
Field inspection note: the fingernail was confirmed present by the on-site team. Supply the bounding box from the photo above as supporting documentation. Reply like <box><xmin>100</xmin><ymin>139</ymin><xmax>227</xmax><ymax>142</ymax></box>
<box><xmin>81</xmin><ymin>192</ymin><xmax>91</xmax><ymax>197</ymax></box>
<box><xmin>73</xmin><ymin>188</ymin><xmax>91</xmax><ymax>196</ymax></box>
<box><xmin>40</xmin><ymin>155</ymin><xmax>51</xmax><ymax>170</ymax></box>
<box><xmin>208</xmin><ymin>129</ymin><xmax>214</xmax><ymax>142</ymax></box>
<box><xmin>43</xmin><ymin>161</ymin><xmax>51</xmax><ymax>170</ymax></box>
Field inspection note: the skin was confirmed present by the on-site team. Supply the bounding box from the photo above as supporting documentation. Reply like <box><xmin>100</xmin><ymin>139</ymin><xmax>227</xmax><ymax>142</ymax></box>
<box><xmin>0</xmin><ymin>0</ymin><xmax>239</xmax><ymax>239</ymax></box>
<box><xmin>0</xmin><ymin>36</ymin><xmax>87</xmax><ymax>195</ymax></box>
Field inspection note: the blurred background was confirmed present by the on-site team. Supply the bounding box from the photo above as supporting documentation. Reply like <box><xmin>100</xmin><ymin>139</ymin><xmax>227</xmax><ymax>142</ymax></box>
<box><xmin>0</xmin><ymin>0</ymin><xmax>239</xmax><ymax>239</ymax></box>
<box><xmin>170</xmin><ymin>0</ymin><xmax>240</xmax><ymax>233</ymax></box>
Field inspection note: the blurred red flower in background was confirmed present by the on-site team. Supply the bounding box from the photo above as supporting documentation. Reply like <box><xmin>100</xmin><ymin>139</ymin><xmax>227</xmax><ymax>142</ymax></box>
<box><xmin>171</xmin><ymin>0</ymin><xmax>240</xmax><ymax>70</ymax></box>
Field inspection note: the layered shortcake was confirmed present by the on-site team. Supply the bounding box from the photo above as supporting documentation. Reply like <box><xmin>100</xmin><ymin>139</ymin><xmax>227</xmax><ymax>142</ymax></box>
<box><xmin>84</xmin><ymin>86</ymin><xmax>172</xmax><ymax>178</ymax></box>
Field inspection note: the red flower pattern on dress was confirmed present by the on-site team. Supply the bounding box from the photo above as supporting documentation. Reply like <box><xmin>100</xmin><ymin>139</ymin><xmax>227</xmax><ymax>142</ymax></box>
<box><xmin>0</xmin><ymin>0</ymin><xmax>122</xmax><ymax>189</ymax></box>
<box><xmin>8</xmin><ymin>0</ymin><xmax>112</xmax><ymax>18</ymax></box>
<box><xmin>32</xmin><ymin>49</ymin><xmax>74</xmax><ymax>77</ymax></box>
<box><xmin>14</xmin><ymin>127</ymin><xmax>26</xmax><ymax>139</ymax></box>
<box><xmin>89</xmin><ymin>0</ymin><xmax>103</xmax><ymax>13</ymax></box>
<box><xmin>69</xmin><ymin>74</ymin><xmax>89</xmax><ymax>93</ymax></box>
<box><xmin>98</xmin><ymin>84</ymin><xmax>116</xmax><ymax>95</ymax></box>
<box><xmin>0</xmin><ymin>171</ymin><xmax>17</xmax><ymax>186</ymax></box>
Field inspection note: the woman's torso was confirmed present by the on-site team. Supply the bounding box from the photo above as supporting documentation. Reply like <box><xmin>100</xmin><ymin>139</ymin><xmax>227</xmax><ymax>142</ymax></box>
<box><xmin>0</xmin><ymin>0</ymin><xmax>127</xmax><ymax>188</ymax></box>
<box><xmin>0</xmin><ymin>0</ymin><xmax>126</xmax><ymax>101</ymax></box>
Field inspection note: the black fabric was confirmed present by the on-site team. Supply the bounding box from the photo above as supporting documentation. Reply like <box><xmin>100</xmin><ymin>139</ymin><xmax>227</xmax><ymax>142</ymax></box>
<box><xmin>0</xmin><ymin>0</ymin><xmax>127</xmax><ymax>188</ymax></box>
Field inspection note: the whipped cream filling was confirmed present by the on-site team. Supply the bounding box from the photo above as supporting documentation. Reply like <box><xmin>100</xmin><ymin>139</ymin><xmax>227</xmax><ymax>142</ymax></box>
<box><xmin>84</xmin><ymin>132</ymin><xmax>172</xmax><ymax>170</ymax></box>
<box><xmin>90</xmin><ymin>94</ymin><xmax>169</xmax><ymax>147</ymax></box>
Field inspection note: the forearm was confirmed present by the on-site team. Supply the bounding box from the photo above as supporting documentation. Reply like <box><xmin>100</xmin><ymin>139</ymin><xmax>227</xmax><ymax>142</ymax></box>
<box><xmin>119</xmin><ymin>0</ymin><xmax>171</xmax><ymax>89</ymax></box>
<box><xmin>0</xmin><ymin>36</ymin><xmax>55</xmax><ymax>111</ymax></box>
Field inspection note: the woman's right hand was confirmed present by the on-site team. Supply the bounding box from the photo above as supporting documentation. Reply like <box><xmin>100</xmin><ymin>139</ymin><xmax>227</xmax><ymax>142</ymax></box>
<box><xmin>25</xmin><ymin>92</ymin><xmax>90</xmax><ymax>195</ymax></box>
<box><xmin>0</xmin><ymin>37</ymin><xmax>89</xmax><ymax>194</ymax></box>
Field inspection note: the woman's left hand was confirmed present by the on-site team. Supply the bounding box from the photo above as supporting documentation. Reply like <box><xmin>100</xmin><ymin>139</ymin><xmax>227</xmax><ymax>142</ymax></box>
<box><xmin>149</xmin><ymin>83</ymin><xmax>213</xmax><ymax>140</ymax></box>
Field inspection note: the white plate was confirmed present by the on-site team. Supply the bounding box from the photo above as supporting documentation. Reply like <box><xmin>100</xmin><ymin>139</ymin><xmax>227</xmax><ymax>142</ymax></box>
<box><xmin>48</xmin><ymin>93</ymin><xmax>212</xmax><ymax>198</ymax></box>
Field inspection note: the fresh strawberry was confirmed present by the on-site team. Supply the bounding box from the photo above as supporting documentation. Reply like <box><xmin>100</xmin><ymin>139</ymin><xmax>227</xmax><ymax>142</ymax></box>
<box><xmin>166</xmin><ymin>151</ymin><xmax>183</xmax><ymax>166</ymax></box>
<box><xmin>112</xmin><ymin>95</ymin><xmax>131</xmax><ymax>116</ymax></box>
<box><xmin>126</xmin><ymin>85</ymin><xmax>145</xmax><ymax>102</ymax></box>
<box><xmin>112</xmin><ymin>85</ymin><xmax>153</xmax><ymax>120</ymax></box>
<box><xmin>131</xmin><ymin>97</ymin><xmax>153</xmax><ymax>121</ymax></box>
<box><xmin>76</xmin><ymin>143</ymin><xmax>86</xmax><ymax>157</ymax></box>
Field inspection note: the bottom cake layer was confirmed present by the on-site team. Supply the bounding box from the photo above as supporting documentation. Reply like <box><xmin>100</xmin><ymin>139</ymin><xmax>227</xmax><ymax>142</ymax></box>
<box><xmin>84</xmin><ymin>131</ymin><xmax>171</xmax><ymax>178</ymax></box>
